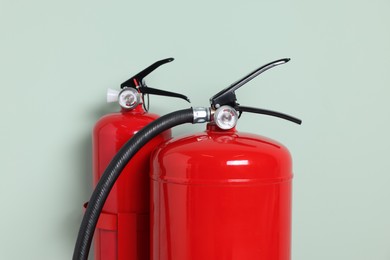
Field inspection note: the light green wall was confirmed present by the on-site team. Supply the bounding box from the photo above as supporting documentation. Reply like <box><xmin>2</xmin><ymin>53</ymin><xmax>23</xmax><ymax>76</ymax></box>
<box><xmin>1</xmin><ymin>0</ymin><xmax>389</xmax><ymax>259</ymax></box>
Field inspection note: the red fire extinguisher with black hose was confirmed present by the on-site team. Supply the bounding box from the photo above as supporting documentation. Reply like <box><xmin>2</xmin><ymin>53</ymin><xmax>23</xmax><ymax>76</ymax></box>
<box><xmin>150</xmin><ymin>58</ymin><xmax>301</xmax><ymax>260</ymax></box>
<box><xmin>88</xmin><ymin>58</ymin><xmax>190</xmax><ymax>260</ymax></box>
<box><xmin>73</xmin><ymin>58</ymin><xmax>301</xmax><ymax>260</ymax></box>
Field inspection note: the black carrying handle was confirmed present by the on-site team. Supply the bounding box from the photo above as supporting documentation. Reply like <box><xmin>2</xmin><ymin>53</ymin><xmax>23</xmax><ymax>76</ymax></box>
<box><xmin>120</xmin><ymin>58</ymin><xmax>173</xmax><ymax>89</ymax></box>
<box><xmin>140</xmin><ymin>84</ymin><xmax>190</xmax><ymax>102</ymax></box>
<box><xmin>120</xmin><ymin>58</ymin><xmax>190</xmax><ymax>103</ymax></box>
<box><xmin>210</xmin><ymin>58</ymin><xmax>290</xmax><ymax>108</ymax></box>
<box><xmin>236</xmin><ymin>106</ymin><xmax>302</xmax><ymax>125</ymax></box>
<box><xmin>210</xmin><ymin>58</ymin><xmax>301</xmax><ymax>125</ymax></box>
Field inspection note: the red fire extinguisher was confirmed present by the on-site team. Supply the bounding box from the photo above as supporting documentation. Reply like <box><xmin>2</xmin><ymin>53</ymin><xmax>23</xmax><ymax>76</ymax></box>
<box><xmin>150</xmin><ymin>58</ymin><xmax>301</xmax><ymax>260</ymax></box>
<box><xmin>90</xmin><ymin>58</ymin><xmax>189</xmax><ymax>260</ymax></box>
<box><xmin>73</xmin><ymin>58</ymin><xmax>301</xmax><ymax>260</ymax></box>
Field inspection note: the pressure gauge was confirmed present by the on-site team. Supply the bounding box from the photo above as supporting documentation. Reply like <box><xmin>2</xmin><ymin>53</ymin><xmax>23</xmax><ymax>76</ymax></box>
<box><xmin>118</xmin><ymin>88</ymin><xmax>141</xmax><ymax>110</ymax></box>
<box><xmin>213</xmin><ymin>105</ymin><xmax>238</xmax><ymax>130</ymax></box>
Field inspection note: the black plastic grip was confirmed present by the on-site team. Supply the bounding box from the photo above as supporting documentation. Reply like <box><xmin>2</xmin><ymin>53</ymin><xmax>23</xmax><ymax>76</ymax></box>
<box><xmin>210</xmin><ymin>58</ymin><xmax>290</xmax><ymax>108</ymax></box>
<box><xmin>236</xmin><ymin>106</ymin><xmax>302</xmax><ymax>125</ymax></box>
<box><xmin>121</xmin><ymin>58</ymin><xmax>174</xmax><ymax>89</ymax></box>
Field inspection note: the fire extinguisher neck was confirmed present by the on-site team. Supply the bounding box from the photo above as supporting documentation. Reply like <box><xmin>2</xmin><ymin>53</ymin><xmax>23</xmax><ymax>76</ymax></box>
<box><xmin>206</xmin><ymin>123</ymin><xmax>237</xmax><ymax>133</ymax></box>
<box><xmin>120</xmin><ymin>104</ymin><xmax>146</xmax><ymax>114</ymax></box>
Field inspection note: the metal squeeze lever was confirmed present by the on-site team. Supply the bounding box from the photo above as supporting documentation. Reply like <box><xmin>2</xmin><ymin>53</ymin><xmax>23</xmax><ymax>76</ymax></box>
<box><xmin>121</xmin><ymin>58</ymin><xmax>190</xmax><ymax>103</ymax></box>
<box><xmin>210</xmin><ymin>58</ymin><xmax>302</xmax><ymax>126</ymax></box>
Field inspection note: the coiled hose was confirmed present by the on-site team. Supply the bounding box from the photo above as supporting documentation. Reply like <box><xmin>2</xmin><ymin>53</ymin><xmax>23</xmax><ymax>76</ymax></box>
<box><xmin>73</xmin><ymin>108</ymin><xmax>194</xmax><ymax>260</ymax></box>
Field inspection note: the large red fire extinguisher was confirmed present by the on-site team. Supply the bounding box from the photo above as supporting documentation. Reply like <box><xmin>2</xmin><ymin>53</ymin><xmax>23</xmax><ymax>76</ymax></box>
<box><xmin>90</xmin><ymin>58</ymin><xmax>189</xmax><ymax>260</ymax></box>
<box><xmin>73</xmin><ymin>58</ymin><xmax>301</xmax><ymax>260</ymax></box>
<box><xmin>150</xmin><ymin>58</ymin><xmax>301</xmax><ymax>260</ymax></box>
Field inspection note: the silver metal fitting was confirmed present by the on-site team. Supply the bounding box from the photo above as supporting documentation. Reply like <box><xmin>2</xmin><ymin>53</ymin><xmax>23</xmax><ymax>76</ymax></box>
<box><xmin>213</xmin><ymin>105</ymin><xmax>238</xmax><ymax>130</ymax></box>
<box><xmin>118</xmin><ymin>88</ymin><xmax>141</xmax><ymax>110</ymax></box>
<box><xmin>193</xmin><ymin>107</ymin><xmax>211</xmax><ymax>124</ymax></box>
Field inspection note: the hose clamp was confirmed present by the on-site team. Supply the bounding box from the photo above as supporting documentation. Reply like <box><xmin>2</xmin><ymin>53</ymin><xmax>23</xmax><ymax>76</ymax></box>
<box><xmin>193</xmin><ymin>107</ymin><xmax>211</xmax><ymax>124</ymax></box>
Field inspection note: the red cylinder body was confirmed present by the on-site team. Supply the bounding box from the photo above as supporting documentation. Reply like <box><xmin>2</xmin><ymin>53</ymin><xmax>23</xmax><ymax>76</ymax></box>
<box><xmin>150</xmin><ymin>124</ymin><xmax>293</xmax><ymax>260</ymax></box>
<box><xmin>93</xmin><ymin>105</ymin><xmax>171</xmax><ymax>260</ymax></box>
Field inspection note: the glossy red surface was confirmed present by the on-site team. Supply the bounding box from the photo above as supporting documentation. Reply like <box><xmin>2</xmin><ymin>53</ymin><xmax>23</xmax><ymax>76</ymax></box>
<box><xmin>92</xmin><ymin>105</ymin><xmax>171</xmax><ymax>260</ymax></box>
<box><xmin>151</xmin><ymin>123</ymin><xmax>292</xmax><ymax>260</ymax></box>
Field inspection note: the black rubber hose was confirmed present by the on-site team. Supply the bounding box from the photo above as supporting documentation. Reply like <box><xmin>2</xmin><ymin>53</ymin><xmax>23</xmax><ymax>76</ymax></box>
<box><xmin>73</xmin><ymin>108</ymin><xmax>194</xmax><ymax>260</ymax></box>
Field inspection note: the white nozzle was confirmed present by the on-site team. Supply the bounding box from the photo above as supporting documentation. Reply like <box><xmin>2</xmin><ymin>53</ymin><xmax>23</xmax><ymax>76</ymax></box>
<box><xmin>107</xmin><ymin>88</ymin><xmax>120</xmax><ymax>103</ymax></box>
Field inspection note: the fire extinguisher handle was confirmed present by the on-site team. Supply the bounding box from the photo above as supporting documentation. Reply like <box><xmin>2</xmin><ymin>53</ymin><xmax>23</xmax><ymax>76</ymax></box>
<box><xmin>210</xmin><ymin>58</ymin><xmax>290</xmax><ymax>108</ymax></box>
<box><xmin>119</xmin><ymin>57</ymin><xmax>190</xmax><ymax>103</ymax></box>
<box><xmin>140</xmin><ymin>84</ymin><xmax>190</xmax><ymax>103</ymax></box>
<box><xmin>236</xmin><ymin>105</ymin><xmax>302</xmax><ymax>125</ymax></box>
<box><xmin>121</xmin><ymin>58</ymin><xmax>174</xmax><ymax>89</ymax></box>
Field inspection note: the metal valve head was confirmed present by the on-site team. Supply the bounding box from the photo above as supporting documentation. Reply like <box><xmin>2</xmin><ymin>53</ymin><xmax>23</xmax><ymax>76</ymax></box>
<box><xmin>106</xmin><ymin>58</ymin><xmax>191</xmax><ymax>111</ymax></box>
<box><xmin>120</xmin><ymin>58</ymin><xmax>190</xmax><ymax>111</ymax></box>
